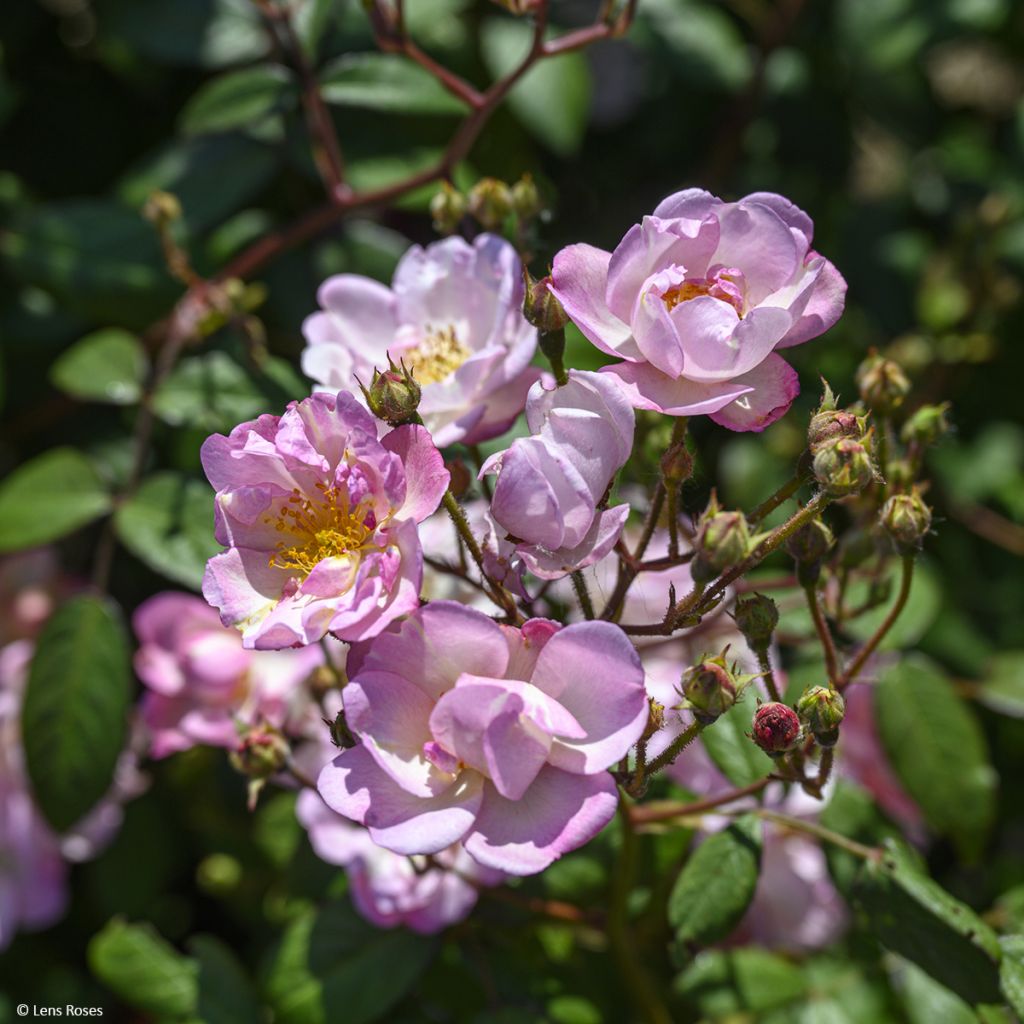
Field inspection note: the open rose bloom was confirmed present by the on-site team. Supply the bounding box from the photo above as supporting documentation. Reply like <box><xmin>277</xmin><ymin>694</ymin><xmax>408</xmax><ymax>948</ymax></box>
<box><xmin>550</xmin><ymin>189</ymin><xmax>846</xmax><ymax>430</ymax></box>
<box><xmin>202</xmin><ymin>391</ymin><xmax>449</xmax><ymax>649</ymax></box>
<box><xmin>302</xmin><ymin>235</ymin><xmax>540</xmax><ymax>447</ymax></box>
<box><xmin>318</xmin><ymin>602</ymin><xmax>648</xmax><ymax>875</ymax></box>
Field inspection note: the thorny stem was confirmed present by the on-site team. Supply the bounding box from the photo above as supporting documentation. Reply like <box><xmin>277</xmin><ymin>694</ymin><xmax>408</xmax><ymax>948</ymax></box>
<box><xmin>630</xmin><ymin>777</ymin><xmax>773</xmax><ymax>825</ymax></box>
<box><xmin>837</xmin><ymin>553</ymin><xmax>915</xmax><ymax>690</ymax></box>
<box><xmin>665</xmin><ymin>418</ymin><xmax>689</xmax><ymax>559</ymax></box>
<box><xmin>639</xmin><ymin>721</ymin><xmax>704</xmax><ymax>781</ymax></box>
<box><xmin>748</xmin><ymin>468</ymin><xmax>810</xmax><ymax>524</ymax></box>
<box><xmin>755</xmin><ymin>645</ymin><xmax>781</xmax><ymax>702</ymax></box>
<box><xmin>803</xmin><ymin>581</ymin><xmax>840</xmax><ymax>685</ymax></box>
<box><xmin>608</xmin><ymin>799</ymin><xmax>673</xmax><ymax>1024</ymax></box>
<box><xmin>571</xmin><ymin>570</ymin><xmax>596</xmax><ymax>620</ymax></box>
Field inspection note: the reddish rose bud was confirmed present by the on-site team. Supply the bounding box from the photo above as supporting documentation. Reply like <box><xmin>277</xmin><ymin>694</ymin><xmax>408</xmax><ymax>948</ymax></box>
<box><xmin>812</xmin><ymin>437</ymin><xmax>876</xmax><ymax>496</ymax></box>
<box><xmin>751</xmin><ymin>702</ymin><xmax>802</xmax><ymax>756</ymax></box>
<box><xmin>808</xmin><ymin>381</ymin><xmax>867</xmax><ymax>451</ymax></box>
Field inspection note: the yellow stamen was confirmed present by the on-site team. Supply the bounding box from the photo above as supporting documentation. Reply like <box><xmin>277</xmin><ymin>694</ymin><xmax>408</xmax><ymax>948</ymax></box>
<box><xmin>265</xmin><ymin>483</ymin><xmax>372</xmax><ymax>575</ymax></box>
<box><xmin>402</xmin><ymin>325</ymin><xmax>471</xmax><ymax>385</ymax></box>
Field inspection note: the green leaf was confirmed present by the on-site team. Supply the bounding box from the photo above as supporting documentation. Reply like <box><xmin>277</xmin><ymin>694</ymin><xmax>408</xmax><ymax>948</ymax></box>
<box><xmin>874</xmin><ymin>655</ymin><xmax>997</xmax><ymax>858</ymax></box>
<box><xmin>999</xmin><ymin>935</ymin><xmax>1024</xmax><ymax>1018</ymax></box>
<box><xmin>21</xmin><ymin>596</ymin><xmax>131</xmax><ymax>831</ymax></box>
<box><xmin>88</xmin><ymin>919</ymin><xmax>198</xmax><ymax>1017</ymax></box>
<box><xmin>115</xmin><ymin>473</ymin><xmax>219</xmax><ymax>590</ymax></box>
<box><xmin>668</xmin><ymin>813</ymin><xmax>761</xmax><ymax>946</ymax></box>
<box><xmin>673</xmin><ymin>948</ymin><xmax>805</xmax><ymax>1018</ymax></box>
<box><xmin>180</xmin><ymin>64</ymin><xmax>297</xmax><ymax>135</ymax></box>
<box><xmin>851</xmin><ymin>839</ymin><xmax>1002</xmax><ymax>1005</ymax></box>
<box><xmin>319</xmin><ymin>54</ymin><xmax>468</xmax><ymax>115</ymax></box>
<box><xmin>891</xmin><ymin>957</ymin><xmax>976</xmax><ymax>1024</ymax></box>
<box><xmin>0</xmin><ymin>448</ymin><xmax>112</xmax><ymax>552</ymax></box>
<box><xmin>152</xmin><ymin>350</ymin><xmax>307</xmax><ymax>432</ymax></box>
<box><xmin>976</xmin><ymin>651</ymin><xmax>1024</xmax><ymax>717</ymax></box>
<box><xmin>700</xmin><ymin>698</ymin><xmax>773</xmax><ymax>787</ymax></box>
<box><xmin>50</xmin><ymin>328</ymin><xmax>149</xmax><ymax>405</ymax></box>
<box><xmin>265</xmin><ymin>902</ymin><xmax>437</xmax><ymax>1024</ymax></box>
<box><xmin>188</xmin><ymin>934</ymin><xmax>263</xmax><ymax>1024</ymax></box>
<box><xmin>480</xmin><ymin>20</ymin><xmax>591</xmax><ymax>156</ymax></box>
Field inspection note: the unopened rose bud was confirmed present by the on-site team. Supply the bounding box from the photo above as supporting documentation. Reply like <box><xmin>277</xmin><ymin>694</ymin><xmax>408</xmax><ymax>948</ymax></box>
<box><xmin>733</xmin><ymin>593</ymin><xmax>779</xmax><ymax>649</ymax></box>
<box><xmin>511</xmin><ymin>174</ymin><xmax>542</xmax><ymax>220</ymax></box>
<box><xmin>641</xmin><ymin>699</ymin><xmax>665</xmax><ymax>741</ymax></box>
<box><xmin>901</xmin><ymin>402</ymin><xmax>952</xmax><ymax>447</ymax></box>
<box><xmin>885</xmin><ymin>458</ymin><xmax>915</xmax><ymax>493</ymax></box>
<box><xmin>523</xmin><ymin>269</ymin><xmax>570</xmax><ymax>333</ymax></box>
<box><xmin>360</xmin><ymin>360</ymin><xmax>421</xmax><ymax>425</ymax></box>
<box><xmin>880</xmin><ymin>490</ymin><xmax>932</xmax><ymax>552</ymax></box>
<box><xmin>230</xmin><ymin>724</ymin><xmax>289</xmax><ymax>780</ymax></box>
<box><xmin>807</xmin><ymin>381</ymin><xmax>866</xmax><ymax>450</ymax></box>
<box><xmin>430</xmin><ymin>182</ymin><xmax>467</xmax><ymax>235</ymax></box>
<box><xmin>751</xmin><ymin>702</ymin><xmax>802</xmax><ymax>756</ymax></box>
<box><xmin>692</xmin><ymin>494</ymin><xmax>751</xmax><ymax>583</ymax></box>
<box><xmin>813</xmin><ymin>437</ymin><xmax>876</xmax><ymax>496</ymax></box>
<box><xmin>786</xmin><ymin>519</ymin><xmax>834</xmax><ymax>564</ymax></box>
<box><xmin>468</xmin><ymin>178</ymin><xmax>513</xmax><ymax>230</ymax></box>
<box><xmin>660</xmin><ymin>443</ymin><xmax>694</xmax><ymax>486</ymax></box>
<box><xmin>796</xmin><ymin>685</ymin><xmax>845</xmax><ymax>747</ymax></box>
<box><xmin>143</xmin><ymin>189</ymin><xmax>182</xmax><ymax>225</ymax></box>
<box><xmin>856</xmin><ymin>353</ymin><xmax>911</xmax><ymax>416</ymax></box>
<box><xmin>682</xmin><ymin>655</ymin><xmax>740</xmax><ymax>725</ymax></box>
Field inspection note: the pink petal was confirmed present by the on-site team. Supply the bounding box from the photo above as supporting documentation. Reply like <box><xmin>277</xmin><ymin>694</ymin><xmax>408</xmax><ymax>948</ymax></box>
<box><xmin>677</xmin><ymin>303</ymin><xmax>792</xmax><ymax>384</ymax></box>
<box><xmin>707</xmin><ymin>353</ymin><xmax>800</xmax><ymax>432</ymax></box>
<box><xmin>549</xmin><ymin>244</ymin><xmax>639</xmax><ymax>360</ymax></box>
<box><xmin>776</xmin><ymin>257</ymin><xmax>847</xmax><ymax>349</ymax></box>
<box><xmin>380</xmin><ymin>425</ymin><xmax>449</xmax><ymax>523</ymax></box>
<box><xmin>603</xmin><ymin>362</ymin><xmax>753</xmax><ymax>417</ymax></box>
<box><xmin>463</xmin><ymin>767</ymin><xmax>618</xmax><ymax>876</ymax></box>
<box><xmin>712</xmin><ymin>200</ymin><xmax>800</xmax><ymax>305</ymax></box>
<box><xmin>317</xmin><ymin>746</ymin><xmax>483</xmax><ymax>856</ymax></box>
<box><xmin>311</xmin><ymin>275</ymin><xmax>399</xmax><ymax>359</ymax></box>
<box><xmin>740</xmin><ymin>192</ymin><xmax>814</xmax><ymax>256</ymax></box>
<box><xmin>529</xmin><ymin>621</ymin><xmax>648</xmax><ymax>773</ymax></box>
<box><xmin>454</xmin><ymin>365</ymin><xmax>544</xmax><ymax>447</ymax></box>
<box><xmin>651</xmin><ymin>188</ymin><xmax>722</xmax><ymax>221</ymax></box>
<box><xmin>517</xmin><ymin>503</ymin><xmax>631</xmax><ymax>581</ymax></box>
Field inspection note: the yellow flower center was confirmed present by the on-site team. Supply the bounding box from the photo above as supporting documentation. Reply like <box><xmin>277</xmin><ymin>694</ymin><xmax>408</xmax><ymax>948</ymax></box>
<box><xmin>402</xmin><ymin>325</ymin><xmax>471</xmax><ymax>385</ymax></box>
<box><xmin>661</xmin><ymin>281</ymin><xmax>717</xmax><ymax>311</ymax></box>
<box><xmin>266</xmin><ymin>483</ymin><xmax>373</xmax><ymax>576</ymax></box>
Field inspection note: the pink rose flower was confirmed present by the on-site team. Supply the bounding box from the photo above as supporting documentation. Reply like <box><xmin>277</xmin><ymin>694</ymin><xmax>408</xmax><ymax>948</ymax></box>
<box><xmin>297</xmin><ymin>786</ymin><xmax>505</xmax><ymax>934</ymax></box>
<box><xmin>549</xmin><ymin>190</ymin><xmax>846</xmax><ymax>431</ymax></box>
<box><xmin>302</xmin><ymin>235</ymin><xmax>541</xmax><ymax>448</ymax></box>
<box><xmin>481</xmin><ymin>370</ymin><xmax>635</xmax><ymax>580</ymax></box>
<box><xmin>133</xmin><ymin>592</ymin><xmax>325</xmax><ymax>758</ymax></box>
<box><xmin>201</xmin><ymin>391</ymin><xmax>449</xmax><ymax>650</ymax></box>
<box><xmin>317</xmin><ymin>601</ymin><xmax>648</xmax><ymax>875</ymax></box>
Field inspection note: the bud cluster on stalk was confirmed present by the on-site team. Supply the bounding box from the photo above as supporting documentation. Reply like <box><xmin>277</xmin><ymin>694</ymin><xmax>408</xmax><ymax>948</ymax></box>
<box><xmin>808</xmin><ymin>383</ymin><xmax>878</xmax><ymax>497</ymax></box>
<box><xmin>359</xmin><ymin>358</ymin><xmax>422</xmax><ymax>426</ymax></box>
<box><xmin>691</xmin><ymin>492</ymin><xmax>753</xmax><ymax>583</ymax></box>
<box><xmin>431</xmin><ymin>174</ymin><xmax>543</xmax><ymax>235</ymax></box>
<box><xmin>796</xmin><ymin>685</ymin><xmax>846</xmax><ymax>747</ymax></box>
<box><xmin>679</xmin><ymin>651</ymin><xmax>757</xmax><ymax>726</ymax></box>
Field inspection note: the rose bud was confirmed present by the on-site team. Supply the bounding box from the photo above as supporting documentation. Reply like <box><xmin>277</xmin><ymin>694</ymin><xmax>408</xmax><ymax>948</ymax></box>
<box><xmin>796</xmin><ymin>685</ymin><xmax>846</xmax><ymax>748</ymax></box>
<box><xmin>681</xmin><ymin>654</ymin><xmax>743</xmax><ymax>725</ymax></box>
<box><xmin>523</xmin><ymin>269</ymin><xmax>570</xmax><ymax>334</ymax></box>
<box><xmin>468</xmin><ymin>177</ymin><xmax>513</xmax><ymax>229</ymax></box>
<box><xmin>660</xmin><ymin>442</ymin><xmax>694</xmax><ymax>487</ymax></box>
<box><xmin>812</xmin><ymin>437</ymin><xmax>876</xmax><ymax>496</ymax></box>
<box><xmin>230</xmin><ymin>724</ymin><xmax>290</xmax><ymax>780</ymax></box>
<box><xmin>880</xmin><ymin>490</ymin><xmax>932</xmax><ymax>552</ymax></box>
<box><xmin>733</xmin><ymin>593</ymin><xmax>779</xmax><ymax>649</ymax></box>
<box><xmin>430</xmin><ymin>182</ymin><xmax>467</xmax><ymax>235</ymax></box>
<box><xmin>692</xmin><ymin>493</ymin><xmax>751</xmax><ymax>583</ymax></box>
<box><xmin>901</xmin><ymin>402</ymin><xmax>952</xmax><ymax>447</ymax></box>
<box><xmin>807</xmin><ymin>381</ymin><xmax>867</xmax><ymax>451</ymax></box>
<box><xmin>855</xmin><ymin>353</ymin><xmax>911</xmax><ymax>416</ymax></box>
<box><xmin>511</xmin><ymin>174</ymin><xmax>542</xmax><ymax>220</ymax></box>
<box><xmin>786</xmin><ymin>519</ymin><xmax>834</xmax><ymax>565</ymax></box>
<box><xmin>360</xmin><ymin>359</ymin><xmax>422</xmax><ymax>426</ymax></box>
<box><xmin>751</xmin><ymin>702</ymin><xmax>802</xmax><ymax>757</ymax></box>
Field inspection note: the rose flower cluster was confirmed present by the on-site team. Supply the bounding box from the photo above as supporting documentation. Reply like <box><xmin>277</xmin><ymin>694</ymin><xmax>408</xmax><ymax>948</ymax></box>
<box><xmin>9</xmin><ymin>186</ymin><xmax>929</xmax><ymax>943</ymax></box>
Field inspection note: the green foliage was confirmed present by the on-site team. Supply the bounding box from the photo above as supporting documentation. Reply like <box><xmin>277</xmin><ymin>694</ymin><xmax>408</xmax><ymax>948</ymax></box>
<box><xmin>700</xmin><ymin>698</ymin><xmax>774</xmax><ymax>786</ymax></box>
<box><xmin>114</xmin><ymin>472</ymin><xmax>220</xmax><ymax>589</ymax></box>
<box><xmin>50</xmin><ymin>328</ymin><xmax>149</xmax><ymax>405</ymax></box>
<box><xmin>264</xmin><ymin>902</ymin><xmax>437</xmax><ymax>1024</ymax></box>
<box><xmin>669</xmin><ymin>813</ymin><xmax>762</xmax><ymax>947</ymax></box>
<box><xmin>180</xmin><ymin>65</ymin><xmax>298</xmax><ymax>136</ymax></box>
<box><xmin>0</xmin><ymin>447</ymin><xmax>111</xmax><ymax>552</ymax></box>
<box><xmin>674</xmin><ymin>948</ymin><xmax>806</xmax><ymax>1018</ymax></box>
<box><xmin>319</xmin><ymin>54</ymin><xmax>469</xmax><ymax>115</ymax></box>
<box><xmin>874</xmin><ymin>655</ymin><xmax>997</xmax><ymax>858</ymax></box>
<box><xmin>21</xmin><ymin>596</ymin><xmax>132</xmax><ymax>831</ymax></box>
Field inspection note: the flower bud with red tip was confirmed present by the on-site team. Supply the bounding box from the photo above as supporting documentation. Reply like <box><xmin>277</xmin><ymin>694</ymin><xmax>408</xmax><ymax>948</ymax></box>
<box><xmin>751</xmin><ymin>702</ymin><xmax>802</xmax><ymax>756</ymax></box>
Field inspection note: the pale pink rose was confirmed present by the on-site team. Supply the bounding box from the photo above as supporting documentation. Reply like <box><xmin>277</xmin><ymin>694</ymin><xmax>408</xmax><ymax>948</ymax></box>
<box><xmin>201</xmin><ymin>391</ymin><xmax>449</xmax><ymax>650</ymax></box>
<box><xmin>133</xmin><ymin>592</ymin><xmax>325</xmax><ymax>758</ymax></box>
<box><xmin>302</xmin><ymin>235</ymin><xmax>541</xmax><ymax>448</ymax></box>
<box><xmin>482</xmin><ymin>370</ymin><xmax>635</xmax><ymax>580</ymax></box>
<box><xmin>318</xmin><ymin>601</ymin><xmax>648</xmax><ymax>875</ymax></box>
<box><xmin>297</xmin><ymin>785</ymin><xmax>505</xmax><ymax>934</ymax></box>
<box><xmin>550</xmin><ymin>190</ymin><xmax>846</xmax><ymax>431</ymax></box>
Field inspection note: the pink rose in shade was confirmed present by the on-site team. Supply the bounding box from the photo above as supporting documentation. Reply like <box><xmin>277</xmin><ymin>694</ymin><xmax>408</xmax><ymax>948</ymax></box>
<box><xmin>302</xmin><ymin>235</ymin><xmax>541</xmax><ymax>448</ymax></box>
<box><xmin>297</xmin><ymin>787</ymin><xmax>505</xmax><ymax>934</ymax></box>
<box><xmin>317</xmin><ymin>601</ymin><xmax>648</xmax><ymax>876</ymax></box>
<box><xmin>549</xmin><ymin>189</ymin><xmax>847</xmax><ymax>431</ymax></box>
<box><xmin>481</xmin><ymin>370</ymin><xmax>635</xmax><ymax>580</ymax></box>
<box><xmin>201</xmin><ymin>391</ymin><xmax>449</xmax><ymax>650</ymax></box>
<box><xmin>133</xmin><ymin>592</ymin><xmax>326</xmax><ymax>758</ymax></box>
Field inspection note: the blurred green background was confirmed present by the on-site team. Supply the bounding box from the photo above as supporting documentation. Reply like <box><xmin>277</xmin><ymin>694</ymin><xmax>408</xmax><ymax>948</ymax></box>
<box><xmin>1</xmin><ymin>0</ymin><xmax>1024</xmax><ymax>1020</ymax></box>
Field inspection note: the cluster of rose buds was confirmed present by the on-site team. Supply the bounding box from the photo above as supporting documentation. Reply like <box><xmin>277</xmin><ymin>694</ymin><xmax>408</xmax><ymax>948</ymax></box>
<box><xmin>431</xmin><ymin>175</ymin><xmax>543</xmax><ymax>235</ymax></box>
